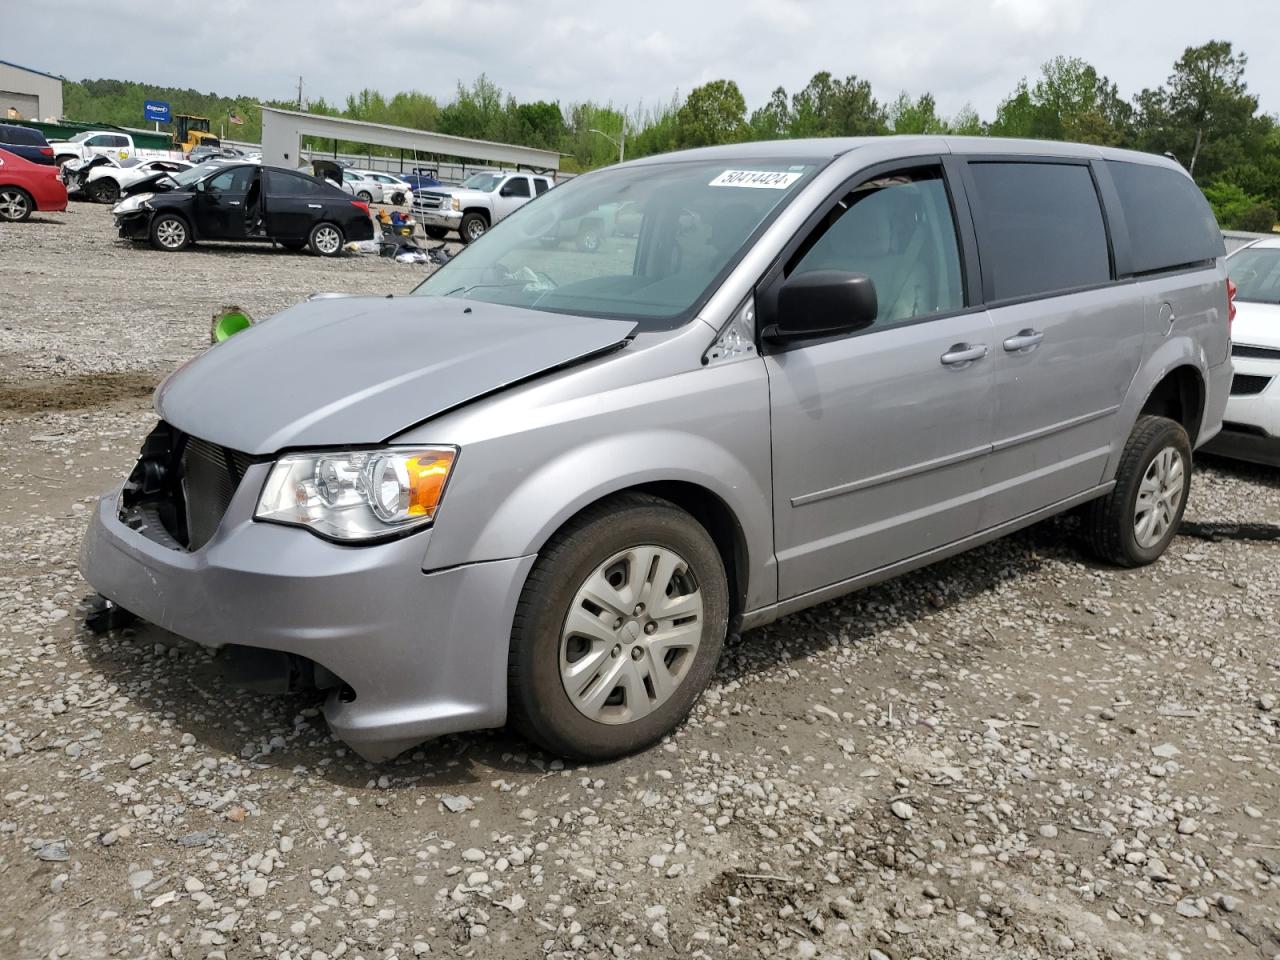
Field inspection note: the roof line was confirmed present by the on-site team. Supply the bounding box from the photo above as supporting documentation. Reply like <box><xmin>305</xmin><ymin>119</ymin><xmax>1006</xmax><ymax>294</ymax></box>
<box><xmin>0</xmin><ymin>59</ymin><xmax>66</xmax><ymax>82</ymax></box>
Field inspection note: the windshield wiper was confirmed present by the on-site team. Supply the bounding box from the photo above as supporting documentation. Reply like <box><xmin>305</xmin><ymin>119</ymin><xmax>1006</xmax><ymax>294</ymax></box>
<box><xmin>442</xmin><ymin>280</ymin><xmax>522</xmax><ymax>297</ymax></box>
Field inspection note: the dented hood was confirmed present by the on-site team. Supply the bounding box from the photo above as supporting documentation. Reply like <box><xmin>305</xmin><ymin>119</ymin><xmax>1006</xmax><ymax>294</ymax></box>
<box><xmin>156</xmin><ymin>295</ymin><xmax>636</xmax><ymax>455</ymax></box>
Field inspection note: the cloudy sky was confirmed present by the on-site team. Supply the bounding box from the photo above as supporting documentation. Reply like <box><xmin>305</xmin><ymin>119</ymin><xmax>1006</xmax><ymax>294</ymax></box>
<box><xmin>6</xmin><ymin>0</ymin><xmax>1279</xmax><ymax>122</ymax></box>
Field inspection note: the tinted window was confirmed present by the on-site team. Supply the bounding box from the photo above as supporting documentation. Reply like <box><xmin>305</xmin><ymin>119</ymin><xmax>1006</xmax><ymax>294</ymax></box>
<box><xmin>264</xmin><ymin>170</ymin><xmax>331</xmax><ymax>197</ymax></box>
<box><xmin>0</xmin><ymin>124</ymin><xmax>46</xmax><ymax>146</ymax></box>
<box><xmin>534</xmin><ymin>178</ymin><xmax>551</xmax><ymax>195</ymax></box>
<box><xmin>86</xmin><ymin>134</ymin><xmax>113</xmax><ymax>147</ymax></box>
<box><xmin>1106</xmin><ymin>160</ymin><xmax>1225</xmax><ymax>275</ymax></box>
<box><xmin>1227</xmin><ymin>247</ymin><xmax>1280</xmax><ymax>304</ymax></box>
<box><xmin>112</xmin><ymin>135</ymin><xmax>130</xmax><ymax>148</ymax></box>
<box><xmin>791</xmin><ymin>168</ymin><xmax>964</xmax><ymax>328</ymax></box>
<box><xmin>968</xmin><ymin>162</ymin><xmax>1111</xmax><ymax>300</ymax></box>
<box><xmin>503</xmin><ymin>177</ymin><xmax>531</xmax><ymax>198</ymax></box>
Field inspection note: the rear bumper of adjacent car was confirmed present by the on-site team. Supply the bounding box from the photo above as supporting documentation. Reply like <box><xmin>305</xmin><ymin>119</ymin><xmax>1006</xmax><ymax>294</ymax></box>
<box><xmin>1202</xmin><ymin>354</ymin><xmax>1280</xmax><ymax>466</ymax></box>
<box><xmin>79</xmin><ymin>472</ymin><xmax>535</xmax><ymax>762</ymax></box>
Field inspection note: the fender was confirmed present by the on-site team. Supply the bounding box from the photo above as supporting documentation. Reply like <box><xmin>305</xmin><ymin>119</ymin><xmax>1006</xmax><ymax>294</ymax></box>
<box><xmin>1107</xmin><ymin>335</ymin><xmax>1211</xmax><ymax>479</ymax></box>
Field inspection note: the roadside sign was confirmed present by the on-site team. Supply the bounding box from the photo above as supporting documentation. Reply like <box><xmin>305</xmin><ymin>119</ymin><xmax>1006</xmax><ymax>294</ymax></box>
<box><xmin>144</xmin><ymin>100</ymin><xmax>171</xmax><ymax>124</ymax></box>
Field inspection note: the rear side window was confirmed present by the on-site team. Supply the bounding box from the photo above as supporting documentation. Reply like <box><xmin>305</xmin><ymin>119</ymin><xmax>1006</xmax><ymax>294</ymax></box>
<box><xmin>534</xmin><ymin>178</ymin><xmax>550</xmax><ymax>195</ymax></box>
<box><xmin>0</xmin><ymin>124</ymin><xmax>46</xmax><ymax>146</ymax></box>
<box><xmin>968</xmin><ymin>162</ymin><xmax>1111</xmax><ymax>301</ymax></box>
<box><xmin>1106</xmin><ymin>160</ymin><xmax>1224</xmax><ymax>275</ymax></box>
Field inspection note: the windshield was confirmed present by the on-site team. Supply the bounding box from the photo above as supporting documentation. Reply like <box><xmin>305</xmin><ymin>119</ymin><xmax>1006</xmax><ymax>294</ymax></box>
<box><xmin>414</xmin><ymin>159</ymin><xmax>820</xmax><ymax>328</ymax></box>
<box><xmin>1228</xmin><ymin>247</ymin><xmax>1280</xmax><ymax>304</ymax></box>
<box><xmin>69</xmin><ymin>132</ymin><xmax>92</xmax><ymax>143</ymax></box>
<box><xmin>460</xmin><ymin>172</ymin><xmax>502</xmax><ymax>192</ymax></box>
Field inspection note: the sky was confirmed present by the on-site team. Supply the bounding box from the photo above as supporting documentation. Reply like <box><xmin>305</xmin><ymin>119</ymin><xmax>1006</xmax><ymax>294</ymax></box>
<box><xmin>6</xmin><ymin>0</ymin><xmax>1280</xmax><ymax>123</ymax></box>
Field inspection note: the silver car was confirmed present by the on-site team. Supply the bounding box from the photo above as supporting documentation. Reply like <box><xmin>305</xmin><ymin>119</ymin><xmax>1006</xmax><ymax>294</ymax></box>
<box><xmin>81</xmin><ymin>136</ymin><xmax>1232</xmax><ymax>762</ymax></box>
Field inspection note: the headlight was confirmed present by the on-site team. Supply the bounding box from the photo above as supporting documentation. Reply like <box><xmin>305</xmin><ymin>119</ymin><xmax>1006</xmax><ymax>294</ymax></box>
<box><xmin>112</xmin><ymin>193</ymin><xmax>153</xmax><ymax>215</ymax></box>
<box><xmin>255</xmin><ymin>447</ymin><xmax>457</xmax><ymax>542</ymax></box>
<box><xmin>450</xmin><ymin>197</ymin><xmax>461</xmax><ymax>212</ymax></box>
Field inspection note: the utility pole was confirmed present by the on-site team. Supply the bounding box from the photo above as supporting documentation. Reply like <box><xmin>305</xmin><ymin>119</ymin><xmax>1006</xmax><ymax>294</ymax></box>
<box><xmin>297</xmin><ymin>77</ymin><xmax>303</xmax><ymax>110</ymax></box>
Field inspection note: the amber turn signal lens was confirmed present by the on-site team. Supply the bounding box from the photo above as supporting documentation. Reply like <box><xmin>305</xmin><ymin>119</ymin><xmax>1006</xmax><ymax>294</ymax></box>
<box><xmin>405</xmin><ymin>451</ymin><xmax>455</xmax><ymax>518</ymax></box>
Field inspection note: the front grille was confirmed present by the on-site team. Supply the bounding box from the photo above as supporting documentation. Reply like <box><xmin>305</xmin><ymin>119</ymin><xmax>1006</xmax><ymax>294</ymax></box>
<box><xmin>1232</xmin><ymin>343</ymin><xmax>1280</xmax><ymax>361</ymax></box>
<box><xmin>415</xmin><ymin>193</ymin><xmax>448</xmax><ymax>210</ymax></box>
<box><xmin>1230</xmin><ymin>374</ymin><xmax>1272</xmax><ymax>396</ymax></box>
<box><xmin>119</xmin><ymin>421</ymin><xmax>256</xmax><ymax>551</ymax></box>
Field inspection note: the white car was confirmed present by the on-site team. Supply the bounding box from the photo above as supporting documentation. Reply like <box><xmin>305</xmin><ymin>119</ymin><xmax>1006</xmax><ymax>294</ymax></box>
<box><xmin>1205</xmin><ymin>237</ymin><xmax>1280</xmax><ymax>466</ymax></box>
<box><xmin>351</xmin><ymin>170</ymin><xmax>413</xmax><ymax>205</ymax></box>
<box><xmin>79</xmin><ymin>157</ymin><xmax>193</xmax><ymax>204</ymax></box>
<box><xmin>342</xmin><ymin>169</ymin><xmax>385</xmax><ymax>203</ymax></box>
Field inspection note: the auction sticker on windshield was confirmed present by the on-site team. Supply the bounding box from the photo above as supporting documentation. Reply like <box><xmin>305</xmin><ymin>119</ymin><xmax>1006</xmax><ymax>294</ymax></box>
<box><xmin>710</xmin><ymin>170</ymin><xmax>803</xmax><ymax>189</ymax></box>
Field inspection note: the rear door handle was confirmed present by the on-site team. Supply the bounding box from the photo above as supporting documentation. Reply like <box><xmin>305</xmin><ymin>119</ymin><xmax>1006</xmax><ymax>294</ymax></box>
<box><xmin>1002</xmin><ymin>329</ymin><xmax>1044</xmax><ymax>352</ymax></box>
<box><xmin>307</xmin><ymin>203</ymin><xmax>322</xmax><ymax>209</ymax></box>
<box><xmin>227</xmin><ymin>200</ymin><xmax>241</xmax><ymax>206</ymax></box>
<box><xmin>940</xmin><ymin>343</ymin><xmax>988</xmax><ymax>368</ymax></box>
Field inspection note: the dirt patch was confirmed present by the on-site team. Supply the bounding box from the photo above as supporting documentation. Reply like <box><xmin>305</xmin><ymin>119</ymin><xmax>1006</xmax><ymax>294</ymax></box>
<box><xmin>0</xmin><ymin>371</ymin><xmax>159</xmax><ymax>413</ymax></box>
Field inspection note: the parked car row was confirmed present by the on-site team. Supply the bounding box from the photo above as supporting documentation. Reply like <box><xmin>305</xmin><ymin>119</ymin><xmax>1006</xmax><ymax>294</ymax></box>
<box><xmin>80</xmin><ymin>136</ymin><xmax>1251</xmax><ymax>764</ymax></box>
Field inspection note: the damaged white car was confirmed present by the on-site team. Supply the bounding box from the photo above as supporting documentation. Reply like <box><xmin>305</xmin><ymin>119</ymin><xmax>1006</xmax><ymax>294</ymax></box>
<box><xmin>65</xmin><ymin>156</ymin><xmax>194</xmax><ymax>204</ymax></box>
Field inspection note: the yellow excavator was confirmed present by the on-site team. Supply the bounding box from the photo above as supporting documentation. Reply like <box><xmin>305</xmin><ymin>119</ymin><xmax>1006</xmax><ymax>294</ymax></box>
<box><xmin>172</xmin><ymin>114</ymin><xmax>221</xmax><ymax>156</ymax></box>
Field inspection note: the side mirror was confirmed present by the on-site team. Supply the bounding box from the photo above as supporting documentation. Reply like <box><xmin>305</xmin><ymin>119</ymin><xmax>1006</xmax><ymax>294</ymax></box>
<box><xmin>499</xmin><ymin>184</ymin><xmax>514</xmax><ymax>197</ymax></box>
<box><xmin>767</xmin><ymin>271</ymin><xmax>877</xmax><ymax>341</ymax></box>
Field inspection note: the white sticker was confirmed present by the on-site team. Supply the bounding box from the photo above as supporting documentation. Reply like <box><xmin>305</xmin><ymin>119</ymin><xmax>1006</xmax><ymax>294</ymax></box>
<box><xmin>709</xmin><ymin>169</ymin><xmax>802</xmax><ymax>189</ymax></box>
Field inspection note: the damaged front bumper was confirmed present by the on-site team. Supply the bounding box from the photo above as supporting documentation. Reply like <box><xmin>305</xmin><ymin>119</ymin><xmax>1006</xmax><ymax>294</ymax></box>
<box><xmin>115</xmin><ymin>212</ymin><xmax>151</xmax><ymax>240</ymax></box>
<box><xmin>79</xmin><ymin>429</ymin><xmax>535</xmax><ymax>762</ymax></box>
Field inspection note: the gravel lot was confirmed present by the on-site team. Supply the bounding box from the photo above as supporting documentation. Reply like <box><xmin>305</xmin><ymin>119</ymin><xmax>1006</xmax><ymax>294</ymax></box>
<box><xmin>1</xmin><ymin>204</ymin><xmax>1278</xmax><ymax>960</ymax></box>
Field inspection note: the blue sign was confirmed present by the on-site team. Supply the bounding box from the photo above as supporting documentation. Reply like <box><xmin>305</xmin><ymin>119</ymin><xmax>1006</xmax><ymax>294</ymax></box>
<box><xmin>144</xmin><ymin>100</ymin><xmax>171</xmax><ymax>123</ymax></box>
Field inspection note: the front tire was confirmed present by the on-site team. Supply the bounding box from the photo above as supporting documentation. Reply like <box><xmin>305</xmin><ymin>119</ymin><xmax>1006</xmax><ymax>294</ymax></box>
<box><xmin>357</xmin><ymin>190</ymin><xmax>373</xmax><ymax>202</ymax></box>
<box><xmin>308</xmin><ymin>221</ymin><xmax>344</xmax><ymax>256</ymax></box>
<box><xmin>149</xmin><ymin>212</ymin><xmax>190</xmax><ymax>251</ymax></box>
<box><xmin>459</xmin><ymin>212</ymin><xmax>488</xmax><ymax>244</ymax></box>
<box><xmin>0</xmin><ymin>187</ymin><xmax>33</xmax><ymax>222</ymax></box>
<box><xmin>507</xmin><ymin>493</ymin><xmax>729</xmax><ymax>760</ymax></box>
<box><xmin>1085</xmin><ymin>415</ymin><xmax>1192</xmax><ymax>567</ymax></box>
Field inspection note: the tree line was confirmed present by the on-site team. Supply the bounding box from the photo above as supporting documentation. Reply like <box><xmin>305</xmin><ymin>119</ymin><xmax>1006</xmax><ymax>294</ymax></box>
<box><xmin>62</xmin><ymin>40</ymin><xmax>1278</xmax><ymax>231</ymax></box>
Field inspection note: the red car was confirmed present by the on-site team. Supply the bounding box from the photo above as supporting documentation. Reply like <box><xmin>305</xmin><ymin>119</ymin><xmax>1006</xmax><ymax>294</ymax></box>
<box><xmin>0</xmin><ymin>146</ymin><xmax>68</xmax><ymax>222</ymax></box>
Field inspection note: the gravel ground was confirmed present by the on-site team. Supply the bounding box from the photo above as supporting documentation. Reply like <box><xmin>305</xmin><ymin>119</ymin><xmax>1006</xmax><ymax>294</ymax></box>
<box><xmin>1</xmin><ymin>205</ymin><xmax>1278</xmax><ymax>960</ymax></box>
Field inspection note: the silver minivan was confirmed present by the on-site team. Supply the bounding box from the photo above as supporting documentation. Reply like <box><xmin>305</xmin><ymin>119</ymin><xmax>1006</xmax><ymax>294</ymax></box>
<box><xmin>81</xmin><ymin>136</ymin><xmax>1233</xmax><ymax>762</ymax></box>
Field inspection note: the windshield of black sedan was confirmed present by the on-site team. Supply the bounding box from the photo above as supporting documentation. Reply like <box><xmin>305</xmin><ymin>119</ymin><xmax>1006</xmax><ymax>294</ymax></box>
<box><xmin>413</xmin><ymin>160</ymin><xmax>818</xmax><ymax>327</ymax></box>
<box><xmin>1228</xmin><ymin>247</ymin><xmax>1280</xmax><ymax>304</ymax></box>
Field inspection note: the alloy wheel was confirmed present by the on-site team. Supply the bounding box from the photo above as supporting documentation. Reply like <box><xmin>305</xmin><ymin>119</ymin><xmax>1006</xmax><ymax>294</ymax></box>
<box><xmin>314</xmin><ymin>226</ymin><xmax>341</xmax><ymax>254</ymax></box>
<box><xmin>559</xmin><ymin>545</ymin><xmax>704</xmax><ymax>725</ymax></box>
<box><xmin>0</xmin><ymin>189</ymin><xmax>30</xmax><ymax>221</ymax></box>
<box><xmin>155</xmin><ymin>218</ymin><xmax>186</xmax><ymax>248</ymax></box>
<box><xmin>1133</xmin><ymin>446</ymin><xmax>1184</xmax><ymax>548</ymax></box>
<box><xmin>466</xmin><ymin>219</ymin><xmax>485</xmax><ymax>240</ymax></box>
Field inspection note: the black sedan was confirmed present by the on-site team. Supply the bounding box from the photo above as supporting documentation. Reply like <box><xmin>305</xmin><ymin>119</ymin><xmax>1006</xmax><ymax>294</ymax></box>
<box><xmin>112</xmin><ymin>162</ymin><xmax>375</xmax><ymax>256</ymax></box>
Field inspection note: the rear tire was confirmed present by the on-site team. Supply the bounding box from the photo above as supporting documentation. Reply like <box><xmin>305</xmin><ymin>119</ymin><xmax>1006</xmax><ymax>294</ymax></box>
<box><xmin>1085</xmin><ymin>415</ymin><xmax>1191</xmax><ymax>567</ymax></box>
<box><xmin>148</xmin><ymin>212</ymin><xmax>190</xmax><ymax>251</ymax></box>
<box><xmin>89</xmin><ymin>178</ymin><xmax>120</xmax><ymax>204</ymax></box>
<box><xmin>0</xmin><ymin>187</ymin><xmax>33</xmax><ymax>222</ymax></box>
<box><xmin>507</xmin><ymin>493</ymin><xmax>729</xmax><ymax>760</ymax></box>
<box><xmin>459</xmin><ymin>212</ymin><xmax>488</xmax><ymax>244</ymax></box>
<box><xmin>308</xmin><ymin>221</ymin><xmax>344</xmax><ymax>256</ymax></box>
<box><xmin>357</xmin><ymin>190</ymin><xmax>373</xmax><ymax>202</ymax></box>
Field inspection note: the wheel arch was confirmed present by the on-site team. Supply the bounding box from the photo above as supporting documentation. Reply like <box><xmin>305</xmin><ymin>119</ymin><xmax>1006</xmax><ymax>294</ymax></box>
<box><xmin>1138</xmin><ymin>364</ymin><xmax>1206</xmax><ymax>446</ymax></box>
<box><xmin>462</xmin><ymin>206</ymin><xmax>491</xmax><ymax>223</ymax></box>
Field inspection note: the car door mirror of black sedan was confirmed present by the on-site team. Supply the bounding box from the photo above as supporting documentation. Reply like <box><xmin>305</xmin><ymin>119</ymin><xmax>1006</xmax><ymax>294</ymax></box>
<box><xmin>766</xmin><ymin>271</ymin><xmax>878</xmax><ymax>341</ymax></box>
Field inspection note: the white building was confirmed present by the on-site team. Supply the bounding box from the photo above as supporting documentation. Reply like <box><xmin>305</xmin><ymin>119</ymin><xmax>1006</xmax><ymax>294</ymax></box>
<box><xmin>0</xmin><ymin>60</ymin><xmax>64</xmax><ymax>122</ymax></box>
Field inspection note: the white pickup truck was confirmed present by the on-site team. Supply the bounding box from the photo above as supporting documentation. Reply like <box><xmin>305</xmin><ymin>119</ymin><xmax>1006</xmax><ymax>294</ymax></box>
<box><xmin>412</xmin><ymin>170</ymin><xmax>553</xmax><ymax>243</ymax></box>
<box><xmin>48</xmin><ymin>130</ymin><xmax>174</xmax><ymax>167</ymax></box>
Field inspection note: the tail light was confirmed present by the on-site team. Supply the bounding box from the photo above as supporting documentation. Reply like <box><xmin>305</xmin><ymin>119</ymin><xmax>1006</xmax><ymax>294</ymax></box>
<box><xmin>1226</xmin><ymin>278</ymin><xmax>1237</xmax><ymax>326</ymax></box>
<box><xmin>39</xmin><ymin>146</ymin><xmax>53</xmax><ymax>157</ymax></box>
<box><xmin>351</xmin><ymin>200</ymin><xmax>370</xmax><ymax>215</ymax></box>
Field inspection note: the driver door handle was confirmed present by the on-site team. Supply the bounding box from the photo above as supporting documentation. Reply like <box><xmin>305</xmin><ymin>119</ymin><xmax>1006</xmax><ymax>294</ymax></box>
<box><xmin>1002</xmin><ymin>329</ymin><xmax>1044</xmax><ymax>352</ymax></box>
<box><xmin>940</xmin><ymin>343</ymin><xmax>988</xmax><ymax>367</ymax></box>
<box><xmin>307</xmin><ymin>203</ymin><xmax>323</xmax><ymax>209</ymax></box>
<box><xmin>227</xmin><ymin>200</ymin><xmax>241</xmax><ymax>206</ymax></box>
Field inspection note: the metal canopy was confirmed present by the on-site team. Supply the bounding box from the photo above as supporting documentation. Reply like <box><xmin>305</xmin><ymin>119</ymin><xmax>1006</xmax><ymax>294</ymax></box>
<box><xmin>259</xmin><ymin>106</ymin><xmax>560</xmax><ymax>171</ymax></box>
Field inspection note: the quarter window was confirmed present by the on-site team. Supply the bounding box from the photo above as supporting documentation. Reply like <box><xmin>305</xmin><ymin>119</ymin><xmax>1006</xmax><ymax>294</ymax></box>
<box><xmin>789</xmin><ymin>167</ymin><xmax>964</xmax><ymax>329</ymax></box>
<box><xmin>1106</xmin><ymin>160</ymin><xmax>1224</xmax><ymax>275</ymax></box>
<box><xmin>967</xmin><ymin>162</ymin><xmax>1111</xmax><ymax>301</ymax></box>
<box><xmin>534</xmin><ymin>178</ymin><xmax>551</xmax><ymax>195</ymax></box>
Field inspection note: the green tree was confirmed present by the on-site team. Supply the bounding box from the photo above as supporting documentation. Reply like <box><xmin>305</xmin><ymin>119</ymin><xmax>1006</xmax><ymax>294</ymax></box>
<box><xmin>789</xmin><ymin>72</ymin><xmax>886</xmax><ymax>137</ymax></box>
<box><xmin>676</xmin><ymin>80</ymin><xmax>748</xmax><ymax>148</ymax></box>
<box><xmin>1134</xmin><ymin>41</ymin><xmax>1261</xmax><ymax>178</ymax></box>
<box><xmin>749</xmin><ymin>86</ymin><xmax>792</xmax><ymax>140</ymax></box>
<box><xmin>889</xmin><ymin>92</ymin><xmax>946</xmax><ymax>134</ymax></box>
